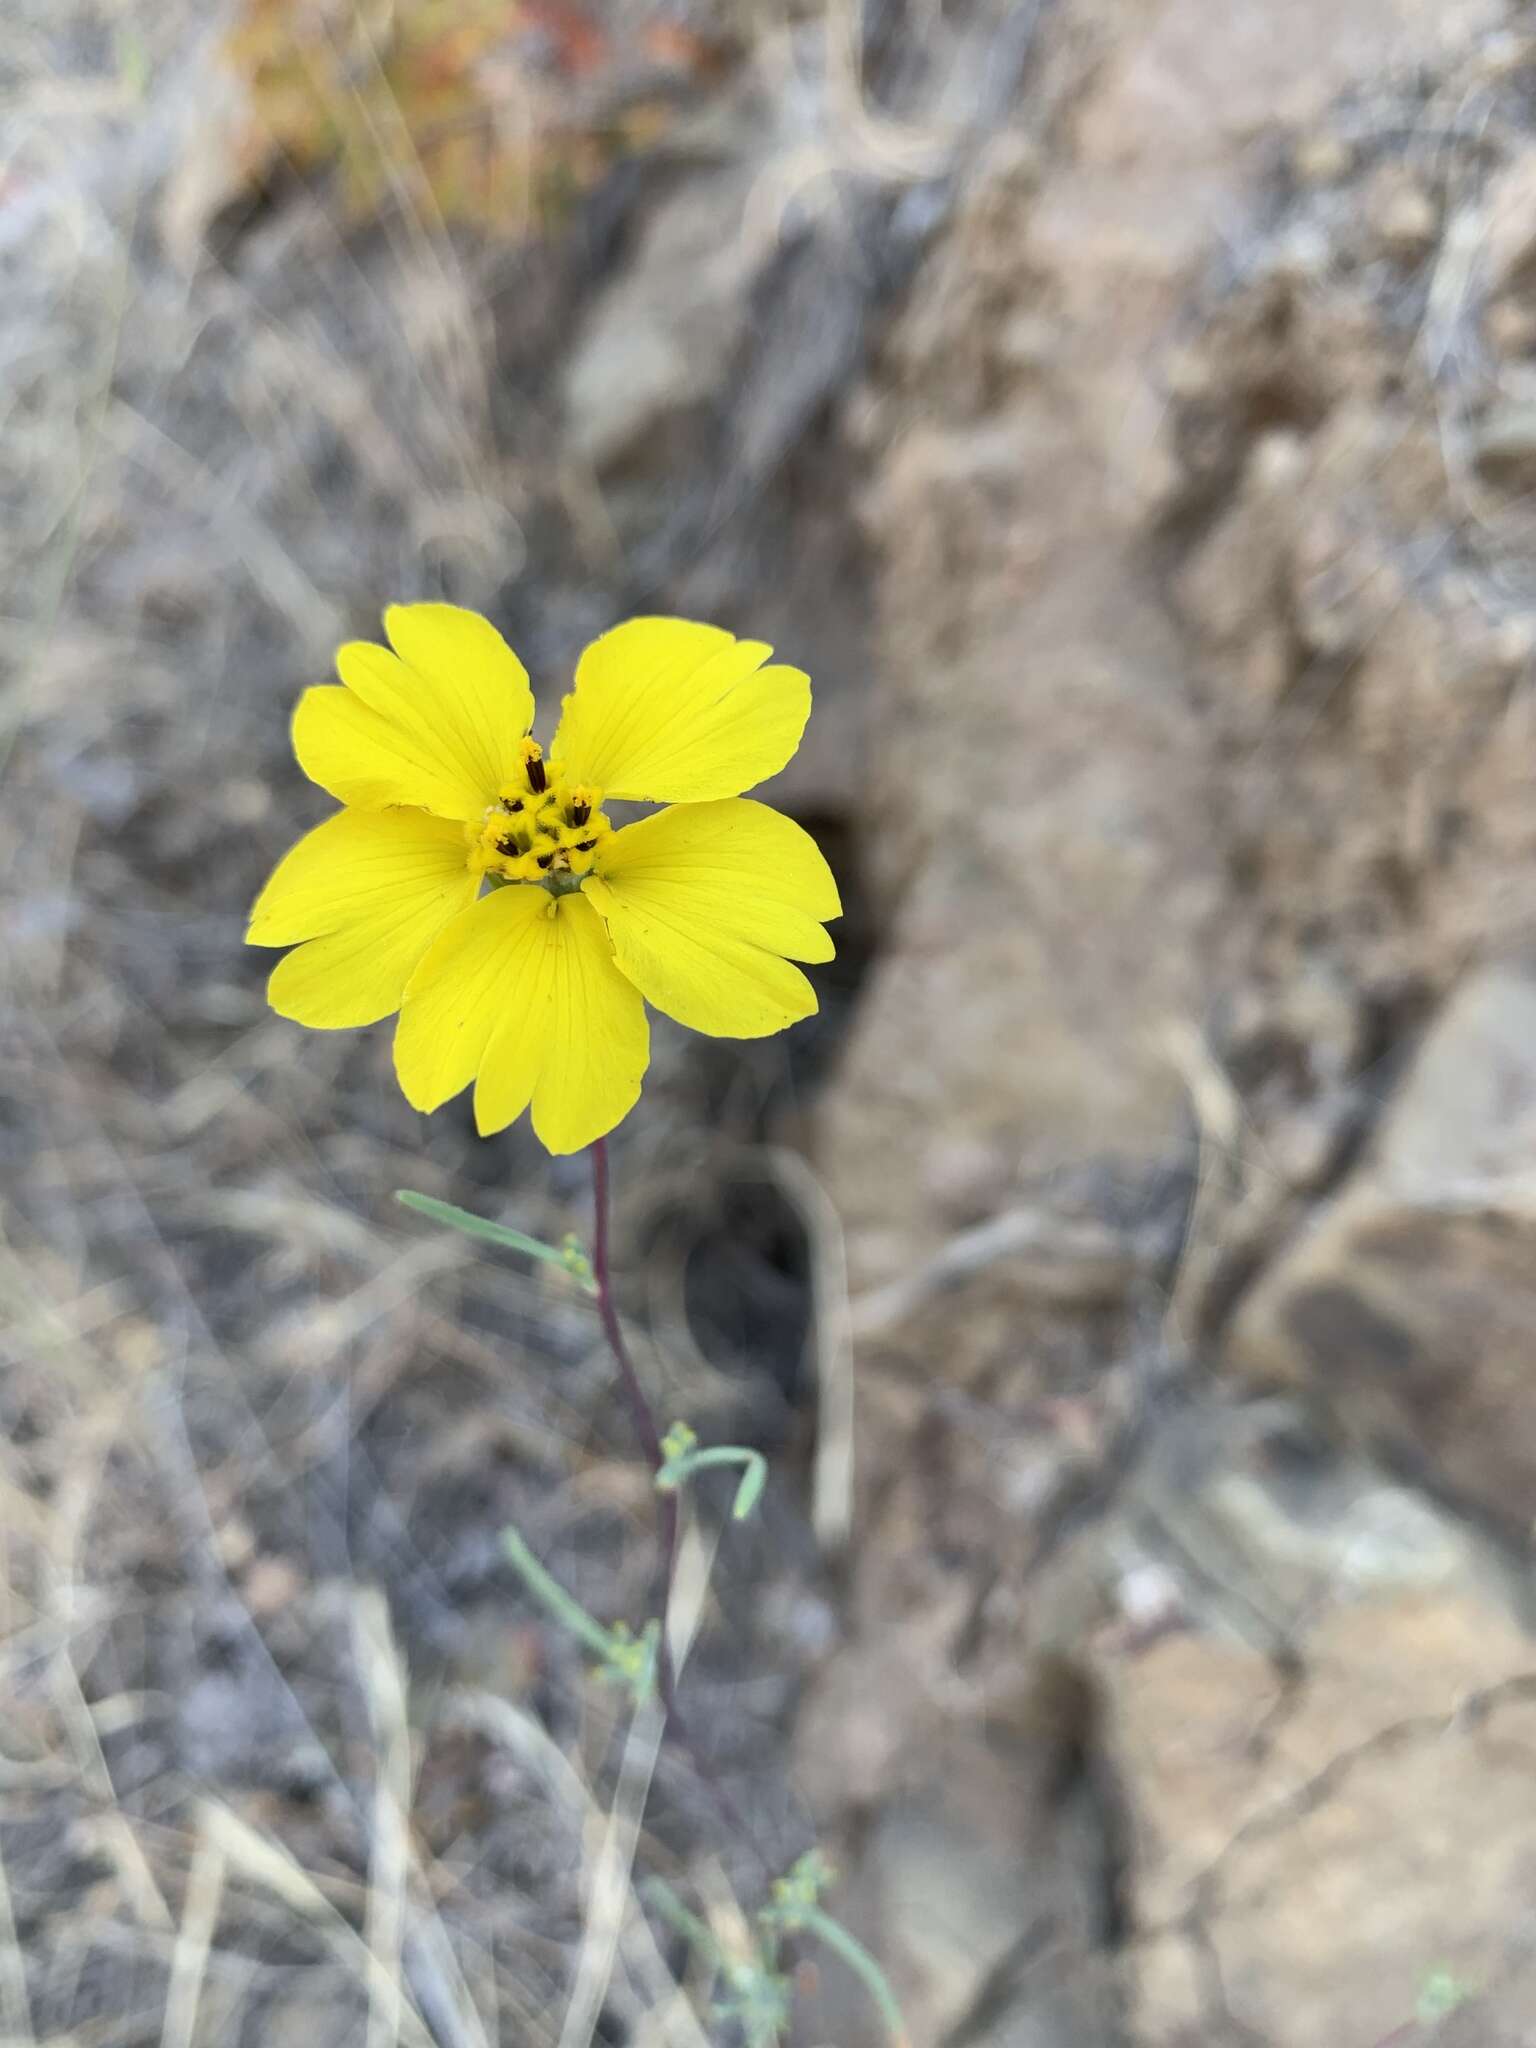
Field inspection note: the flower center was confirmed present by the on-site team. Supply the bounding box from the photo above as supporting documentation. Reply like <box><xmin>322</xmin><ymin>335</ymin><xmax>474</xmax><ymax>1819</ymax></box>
<box><xmin>468</xmin><ymin>739</ymin><xmax>612</xmax><ymax>889</ymax></box>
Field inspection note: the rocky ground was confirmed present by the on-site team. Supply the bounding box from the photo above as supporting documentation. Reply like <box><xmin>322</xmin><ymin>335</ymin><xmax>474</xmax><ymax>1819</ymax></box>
<box><xmin>5</xmin><ymin>1</ymin><xmax>1536</xmax><ymax>2044</ymax></box>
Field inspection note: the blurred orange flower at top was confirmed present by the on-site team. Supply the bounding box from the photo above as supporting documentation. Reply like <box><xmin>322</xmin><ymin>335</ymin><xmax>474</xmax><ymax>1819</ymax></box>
<box><xmin>521</xmin><ymin>0</ymin><xmax>608</xmax><ymax>74</ymax></box>
<box><xmin>218</xmin><ymin>0</ymin><xmax>715</xmax><ymax>232</ymax></box>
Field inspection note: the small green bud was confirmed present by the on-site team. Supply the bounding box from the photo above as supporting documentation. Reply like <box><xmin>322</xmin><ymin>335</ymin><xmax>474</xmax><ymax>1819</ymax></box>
<box><xmin>660</xmin><ymin>1419</ymin><xmax>698</xmax><ymax>1464</ymax></box>
<box><xmin>560</xmin><ymin>1233</ymin><xmax>595</xmax><ymax>1287</ymax></box>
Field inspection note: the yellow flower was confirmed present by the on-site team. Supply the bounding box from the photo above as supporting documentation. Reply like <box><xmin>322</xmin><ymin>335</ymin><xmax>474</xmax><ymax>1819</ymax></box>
<box><xmin>247</xmin><ymin>605</ymin><xmax>841</xmax><ymax>1153</ymax></box>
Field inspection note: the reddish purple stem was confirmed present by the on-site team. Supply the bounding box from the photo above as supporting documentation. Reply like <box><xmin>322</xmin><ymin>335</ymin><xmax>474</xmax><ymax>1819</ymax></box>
<box><xmin>589</xmin><ymin>1136</ymin><xmax>770</xmax><ymax>1873</ymax></box>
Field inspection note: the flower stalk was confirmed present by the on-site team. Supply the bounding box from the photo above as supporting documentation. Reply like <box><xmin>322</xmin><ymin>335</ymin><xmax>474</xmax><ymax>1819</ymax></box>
<box><xmin>258</xmin><ymin>596</ymin><xmax>897</xmax><ymax>2044</ymax></box>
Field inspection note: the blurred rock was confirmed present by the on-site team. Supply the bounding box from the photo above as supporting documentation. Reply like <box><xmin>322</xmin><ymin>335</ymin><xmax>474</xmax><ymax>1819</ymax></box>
<box><xmin>819</xmin><ymin>0</ymin><xmax>1509</xmax><ymax>1318</ymax></box>
<box><xmin>1099</xmin><ymin>1398</ymin><xmax>1526</xmax><ymax>1650</ymax></box>
<box><xmin>1118</xmin><ymin>1592</ymin><xmax>1536</xmax><ymax>2047</ymax></box>
<box><xmin>800</xmin><ymin>21</ymin><xmax>1536</xmax><ymax>2033</ymax></box>
<box><xmin>795</xmin><ymin>1657</ymin><xmax>1128</xmax><ymax>2048</ymax></box>
<box><xmin>1088</xmin><ymin>1402</ymin><xmax>1536</xmax><ymax>2044</ymax></box>
<box><xmin>1227</xmin><ymin>960</ymin><xmax>1536</xmax><ymax>1538</ymax></box>
<box><xmin>1473</xmin><ymin>398</ymin><xmax>1536</xmax><ymax>488</ymax></box>
<box><xmin>561</xmin><ymin>161</ymin><xmax>765</xmax><ymax>471</ymax></box>
<box><xmin>1366</xmin><ymin>163</ymin><xmax>1440</xmax><ymax>258</ymax></box>
<box><xmin>798</xmin><ymin>1395</ymin><xmax>1534</xmax><ymax>2048</ymax></box>
<box><xmin>559</xmin><ymin>56</ymin><xmax>880</xmax><ymax>493</ymax></box>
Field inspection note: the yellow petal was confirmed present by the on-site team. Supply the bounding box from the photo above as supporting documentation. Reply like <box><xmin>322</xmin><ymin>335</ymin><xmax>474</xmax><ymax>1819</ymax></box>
<box><xmin>394</xmin><ymin>884</ymin><xmax>540</xmax><ymax>1114</ymax></box>
<box><xmin>293</xmin><ymin>604</ymin><xmax>534</xmax><ymax>818</ymax></box>
<box><xmin>383</xmin><ymin>603</ymin><xmax>536</xmax><ymax>783</ymax></box>
<box><xmin>550</xmin><ymin>617</ymin><xmax>810</xmax><ymax>802</ymax></box>
<box><xmin>247</xmin><ymin>808</ymin><xmax>478</xmax><ymax>1028</ymax></box>
<box><xmin>395</xmin><ymin>887</ymin><xmax>648</xmax><ymax>1154</ymax></box>
<box><xmin>523</xmin><ymin>892</ymin><xmax>649</xmax><ymax>1154</ymax></box>
<box><xmin>582</xmin><ymin>799</ymin><xmax>840</xmax><ymax>1038</ymax></box>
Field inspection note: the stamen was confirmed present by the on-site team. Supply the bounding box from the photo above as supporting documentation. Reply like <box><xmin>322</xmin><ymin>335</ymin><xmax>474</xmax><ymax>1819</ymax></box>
<box><xmin>564</xmin><ymin>783</ymin><xmax>601</xmax><ymax>829</ymax></box>
<box><xmin>474</xmin><ymin>759</ymin><xmax>610</xmax><ymax>888</ymax></box>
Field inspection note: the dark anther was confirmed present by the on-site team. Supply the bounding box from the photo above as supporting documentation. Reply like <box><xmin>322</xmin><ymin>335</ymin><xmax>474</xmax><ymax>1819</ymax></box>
<box><xmin>501</xmin><ymin>797</ymin><xmax>524</xmax><ymax>814</ymax></box>
<box><xmin>496</xmin><ymin>834</ymin><xmax>524</xmax><ymax>857</ymax></box>
<box><xmin>569</xmin><ymin>799</ymin><xmax>590</xmax><ymax>826</ymax></box>
<box><xmin>536</xmin><ymin>853</ymin><xmax>554</xmax><ymax>870</ymax></box>
<box><xmin>574</xmin><ymin>838</ymin><xmax>597</xmax><ymax>853</ymax></box>
<box><xmin>527</xmin><ymin>757</ymin><xmax>547</xmax><ymax>794</ymax></box>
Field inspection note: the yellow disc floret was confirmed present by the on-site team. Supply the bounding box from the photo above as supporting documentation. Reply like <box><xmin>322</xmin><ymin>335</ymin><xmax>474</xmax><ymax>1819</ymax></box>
<box><xmin>469</xmin><ymin>742</ymin><xmax>611</xmax><ymax>887</ymax></box>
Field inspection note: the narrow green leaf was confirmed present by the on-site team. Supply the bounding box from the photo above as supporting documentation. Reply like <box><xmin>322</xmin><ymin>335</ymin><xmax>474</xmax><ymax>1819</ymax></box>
<box><xmin>731</xmin><ymin>1455</ymin><xmax>768</xmax><ymax>1521</ymax></box>
<box><xmin>395</xmin><ymin>1190</ymin><xmax>597</xmax><ymax>1293</ymax></box>
<box><xmin>500</xmin><ymin>1526</ymin><xmax>619</xmax><ymax>1659</ymax></box>
<box><xmin>641</xmin><ymin>1879</ymin><xmax>720</xmax><ymax>1963</ymax></box>
<box><xmin>799</xmin><ymin>1908</ymin><xmax>908</xmax><ymax>2048</ymax></box>
<box><xmin>655</xmin><ymin>1442</ymin><xmax>769</xmax><ymax>1520</ymax></box>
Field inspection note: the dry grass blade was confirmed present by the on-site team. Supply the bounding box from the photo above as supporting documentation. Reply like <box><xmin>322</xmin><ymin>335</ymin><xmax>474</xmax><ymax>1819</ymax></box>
<box><xmin>759</xmin><ymin>1148</ymin><xmax>855</xmax><ymax>1555</ymax></box>
<box><xmin>443</xmin><ymin>1691</ymin><xmax>710</xmax><ymax>2048</ymax></box>
<box><xmin>354</xmin><ymin>1588</ymin><xmax>414</xmax><ymax>2048</ymax></box>
<box><xmin>88</xmin><ymin>1811</ymin><xmax>174</xmax><ymax>1934</ymax></box>
<box><xmin>198</xmin><ymin>1799</ymin><xmax>438</xmax><ymax>2048</ymax></box>
<box><xmin>159</xmin><ymin>1828</ymin><xmax>227</xmax><ymax>2048</ymax></box>
<box><xmin>665</xmin><ymin>1508</ymin><xmax>716</xmax><ymax>1679</ymax></box>
<box><xmin>556</xmin><ymin>1700</ymin><xmax>668</xmax><ymax>2048</ymax></box>
<box><xmin>847</xmin><ymin>1206</ymin><xmax>1142</xmax><ymax>1338</ymax></box>
<box><xmin>1162</xmin><ymin>1021</ymin><xmax>1251</xmax><ymax>1342</ymax></box>
<box><xmin>353</xmin><ymin>1591</ymin><xmax>493</xmax><ymax>2048</ymax></box>
<box><xmin>0</xmin><ymin>1827</ymin><xmax>36</xmax><ymax>2046</ymax></box>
